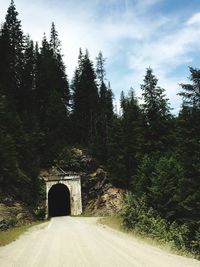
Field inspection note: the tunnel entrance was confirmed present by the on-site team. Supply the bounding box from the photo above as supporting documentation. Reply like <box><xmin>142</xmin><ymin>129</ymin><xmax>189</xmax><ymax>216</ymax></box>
<box><xmin>48</xmin><ymin>184</ymin><xmax>71</xmax><ymax>217</ymax></box>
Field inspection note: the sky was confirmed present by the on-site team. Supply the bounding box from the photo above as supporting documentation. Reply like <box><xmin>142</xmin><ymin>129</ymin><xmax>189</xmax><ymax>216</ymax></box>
<box><xmin>1</xmin><ymin>0</ymin><xmax>200</xmax><ymax>113</ymax></box>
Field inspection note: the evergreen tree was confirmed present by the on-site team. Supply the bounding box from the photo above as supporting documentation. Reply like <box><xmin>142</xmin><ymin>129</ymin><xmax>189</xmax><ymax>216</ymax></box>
<box><xmin>20</xmin><ymin>35</ymin><xmax>35</xmax><ymax>119</ymax></box>
<box><xmin>148</xmin><ymin>154</ymin><xmax>184</xmax><ymax>221</ymax></box>
<box><xmin>50</xmin><ymin>22</ymin><xmax>61</xmax><ymax>57</ymax></box>
<box><xmin>0</xmin><ymin>94</ymin><xmax>19</xmax><ymax>193</ymax></box>
<box><xmin>96</xmin><ymin>53</ymin><xmax>113</xmax><ymax>123</ymax></box>
<box><xmin>121</xmin><ymin>89</ymin><xmax>143</xmax><ymax>180</ymax></box>
<box><xmin>34</xmin><ymin>27</ymin><xmax>70</xmax><ymax>166</ymax></box>
<box><xmin>49</xmin><ymin>22</ymin><xmax>70</xmax><ymax>106</ymax></box>
<box><xmin>72</xmin><ymin>50</ymin><xmax>99</xmax><ymax>145</ymax></box>
<box><xmin>35</xmin><ymin>34</ymin><xmax>52</xmax><ymax>126</ymax></box>
<box><xmin>94</xmin><ymin>52</ymin><xmax>113</xmax><ymax>162</ymax></box>
<box><xmin>35</xmin><ymin>29</ymin><xmax>69</xmax><ymax>125</ymax></box>
<box><xmin>0</xmin><ymin>0</ymin><xmax>24</xmax><ymax>109</ymax></box>
<box><xmin>107</xmin><ymin>115</ymin><xmax>125</xmax><ymax>186</ymax></box>
<box><xmin>96</xmin><ymin>51</ymin><xmax>106</xmax><ymax>86</ymax></box>
<box><xmin>107</xmin><ymin>89</ymin><xmax>143</xmax><ymax>187</ymax></box>
<box><xmin>141</xmin><ymin>67</ymin><xmax>172</xmax><ymax>154</ymax></box>
<box><xmin>177</xmin><ymin>67</ymin><xmax>200</xmax><ymax>223</ymax></box>
<box><xmin>179</xmin><ymin>67</ymin><xmax>200</xmax><ymax>108</ymax></box>
<box><xmin>0</xmin><ymin>93</ymin><xmax>39</xmax><ymax>204</ymax></box>
<box><xmin>43</xmin><ymin>88</ymin><xmax>69</xmax><ymax>165</ymax></box>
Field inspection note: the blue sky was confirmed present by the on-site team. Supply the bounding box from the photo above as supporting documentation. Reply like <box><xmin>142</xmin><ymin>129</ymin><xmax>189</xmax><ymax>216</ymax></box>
<box><xmin>1</xmin><ymin>0</ymin><xmax>200</xmax><ymax>113</ymax></box>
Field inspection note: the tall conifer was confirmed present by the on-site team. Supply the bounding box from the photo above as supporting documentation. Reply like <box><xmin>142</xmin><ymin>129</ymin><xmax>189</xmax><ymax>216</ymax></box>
<box><xmin>72</xmin><ymin>50</ymin><xmax>99</xmax><ymax>145</ymax></box>
<box><xmin>94</xmin><ymin>52</ymin><xmax>113</xmax><ymax>162</ymax></box>
<box><xmin>178</xmin><ymin>67</ymin><xmax>200</xmax><ymax>222</ymax></box>
<box><xmin>0</xmin><ymin>0</ymin><xmax>24</xmax><ymax>109</ymax></box>
<box><xmin>141</xmin><ymin>67</ymin><xmax>172</xmax><ymax>154</ymax></box>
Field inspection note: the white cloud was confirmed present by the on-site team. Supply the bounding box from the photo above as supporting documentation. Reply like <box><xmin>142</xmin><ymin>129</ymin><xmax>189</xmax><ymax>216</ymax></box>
<box><xmin>186</xmin><ymin>12</ymin><xmax>200</xmax><ymax>26</ymax></box>
<box><xmin>0</xmin><ymin>0</ymin><xmax>200</xmax><ymax>113</ymax></box>
<box><xmin>120</xmin><ymin>11</ymin><xmax>200</xmax><ymax>114</ymax></box>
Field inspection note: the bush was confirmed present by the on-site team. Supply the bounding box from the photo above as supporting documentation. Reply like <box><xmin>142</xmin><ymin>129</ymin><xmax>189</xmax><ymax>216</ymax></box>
<box><xmin>33</xmin><ymin>206</ymin><xmax>46</xmax><ymax>220</ymax></box>
<box><xmin>122</xmin><ymin>193</ymin><xmax>148</xmax><ymax>229</ymax></box>
<box><xmin>191</xmin><ymin>227</ymin><xmax>200</xmax><ymax>256</ymax></box>
<box><xmin>121</xmin><ymin>193</ymin><xmax>192</xmax><ymax>253</ymax></box>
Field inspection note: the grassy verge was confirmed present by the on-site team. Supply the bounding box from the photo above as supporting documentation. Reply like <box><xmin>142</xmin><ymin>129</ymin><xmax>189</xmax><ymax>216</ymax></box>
<box><xmin>98</xmin><ymin>215</ymin><xmax>124</xmax><ymax>232</ymax></box>
<box><xmin>99</xmin><ymin>216</ymin><xmax>169</xmax><ymax>245</ymax></box>
<box><xmin>0</xmin><ymin>221</ymin><xmax>45</xmax><ymax>247</ymax></box>
<box><xmin>98</xmin><ymin>216</ymin><xmax>197</xmax><ymax>260</ymax></box>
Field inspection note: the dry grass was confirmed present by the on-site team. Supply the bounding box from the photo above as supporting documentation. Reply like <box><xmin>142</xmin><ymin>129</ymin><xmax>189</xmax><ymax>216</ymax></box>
<box><xmin>98</xmin><ymin>216</ymin><xmax>124</xmax><ymax>231</ymax></box>
<box><xmin>98</xmin><ymin>216</ymin><xmax>197</xmax><ymax>260</ymax></box>
<box><xmin>0</xmin><ymin>221</ymin><xmax>44</xmax><ymax>247</ymax></box>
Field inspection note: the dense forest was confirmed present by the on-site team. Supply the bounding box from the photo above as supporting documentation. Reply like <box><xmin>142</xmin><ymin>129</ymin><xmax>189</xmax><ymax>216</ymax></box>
<box><xmin>0</xmin><ymin>1</ymin><xmax>199</xmax><ymax>256</ymax></box>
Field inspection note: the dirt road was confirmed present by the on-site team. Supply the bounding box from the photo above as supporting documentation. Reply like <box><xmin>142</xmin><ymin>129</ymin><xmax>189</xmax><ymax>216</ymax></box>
<box><xmin>0</xmin><ymin>216</ymin><xmax>199</xmax><ymax>267</ymax></box>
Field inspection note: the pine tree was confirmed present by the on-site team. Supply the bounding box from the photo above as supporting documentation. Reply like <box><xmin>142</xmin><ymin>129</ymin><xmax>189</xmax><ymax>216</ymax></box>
<box><xmin>35</xmin><ymin>34</ymin><xmax>52</xmax><ymax>126</ymax></box>
<box><xmin>179</xmin><ymin>67</ymin><xmax>200</xmax><ymax>109</ymax></box>
<box><xmin>141</xmin><ymin>67</ymin><xmax>172</xmax><ymax>154</ymax></box>
<box><xmin>107</xmin><ymin>115</ymin><xmax>126</xmax><ymax>186</ymax></box>
<box><xmin>19</xmin><ymin>35</ymin><xmax>35</xmax><ymax>118</ymax></box>
<box><xmin>177</xmin><ymin>67</ymin><xmax>200</xmax><ymax>223</ymax></box>
<box><xmin>96</xmin><ymin>51</ymin><xmax>106</xmax><ymax>86</ymax></box>
<box><xmin>72</xmin><ymin>50</ymin><xmax>99</xmax><ymax>145</ymax></box>
<box><xmin>121</xmin><ymin>89</ymin><xmax>144</xmax><ymax>181</ymax></box>
<box><xmin>0</xmin><ymin>92</ymin><xmax>40</xmax><ymax>203</ymax></box>
<box><xmin>49</xmin><ymin>22</ymin><xmax>70</xmax><ymax>106</ymax></box>
<box><xmin>0</xmin><ymin>94</ymin><xmax>19</xmax><ymax>192</ymax></box>
<box><xmin>0</xmin><ymin>0</ymin><xmax>24</xmax><ymax>109</ymax></box>
<box><xmin>50</xmin><ymin>22</ymin><xmax>61</xmax><ymax>57</ymax></box>
<box><xmin>0</xmin><ymin>1</ymin><xmax>43</xmax><ymax>204</ymax></box>
<box><xmin>148</xmin><ymin>154</ymin><xmax>184</xmax><ymax>221</ymax></box>
<box><xmin>107</xmin><ymin>89</ymin><xmax>143</xmax><ymax>187</ymax></box>
<box><xmin>94</xmin><ymin>52</ymin><xmax>113</xmax><ymax>162</ymax></box>
<box><xmin>96</xmin><ymin>53</ymin><xmax>113</xmax><ymax>123</ymax></box>
<box><xmin>34</xmin><ymin>27</ymin><xmax>70</xmax><ymax>166</ymax></box>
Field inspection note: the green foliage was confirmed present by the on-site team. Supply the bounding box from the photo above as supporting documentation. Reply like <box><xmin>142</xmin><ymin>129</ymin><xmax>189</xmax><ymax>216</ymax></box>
<box><xmin>132</xmin><ymin>154</ymin><xmax>185</xmax><ymax>220</ymax></box>
<box><xmin>106</xmin><ymin>116</ymin><xmax>127</xmax><ymax>186</ymax></box>
<box><xmin>122</xmin><ymin>193</ymin><xmax>191</xmax><ymax>252</ymax></box>
<box><xmin>149</xmin><ymin>155</ymin><xmax>184</xmax><ymax>220</ymax></box>
<box><xmin>141</xmin><ymin>68</ymin><xmax>173</xmax><ymax>154</ymax></box>
<box><xmin>33</xmin><ymin>206</ymin><xmax>46</xmax><ymax>220</ymax></box>
<box><xmin>33</xmin><ymin>178</ymin><xmax>46</xmax><ymax>220</ymax></box>
<box><xmin>0</xmin><ymin>2</ymin><xmax>199</xmax><ymax>257</ymax></box>
<box><xmin>107</xmin><ymin>90</ymin><xmax>143</xmax><ymax>187</ymax></box>
<box><xmin>191</xmin><ymin>227</ymin><xmax>200</xmax><ymax>254</ymax></box>
<box><xmin>128</xmin><ymin>149</ymin><xmax>200</xmax><ymax>256</ymax></box>
<box><xmin>177</xmin><ymin>69</ymin><xmax>200</xmax><ymax>223</ymax></box>
<box><xmin>93</xmin><ymin>53</ymin><xmax>114</xmax><ymax>163</ymax></box>
<box><xmin>120</xmin><ymin>89</ymin><xmax>144</xmax><ymax>177</ymax></box>
<box><xmin>56</xmin><ymin>147</ymin><xmax>73</xmax><ymax>166</ymax></box>
<box><xmin>179</xmin><ymin>67</ymin><xmax>200</xmax><ymax>108</ymax></box>
<box><xmin>0</xmin><ymin>0</ymin><xmax>24</xmax><ymax>108</ymax></box>
<box><xmin>72</xmin><ymin>50</ymin><xmax>99</xmax><ymax>145</ymax></box>
<box><xmin>131</xmin><ymin>154</ymin><xmax>155</xmax><ymax>196</ymax></box>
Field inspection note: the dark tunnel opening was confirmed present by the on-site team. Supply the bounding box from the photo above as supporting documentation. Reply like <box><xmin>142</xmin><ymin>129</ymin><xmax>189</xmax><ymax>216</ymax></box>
<box><xmin>48</xmin><ymin>184</ymin><xmax>71</xmax><ymax>217</ymax></box>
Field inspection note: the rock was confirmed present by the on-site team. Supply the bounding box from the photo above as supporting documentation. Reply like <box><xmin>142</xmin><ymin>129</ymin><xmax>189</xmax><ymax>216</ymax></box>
<box><xmin>16</xmin><ymin>213</ymin><xmax>25</xmax><ymax>221</ymax></box>
<box><xmin>40</xmin><ymin>147</ymin><xmax>125</xmax><ymax>216</ymax></box>
<box><xmin>81</xmin><ymin>163</ymin><xmax>125</xmax><ymax>216</ymax></box>
<box><xmin>0</xmin><ymin>202</ymin><xmax>34</xmax><ymax>229</ymax></box>
<box><xmin>0</xmin><ymin>220</ymin><xmax>9</xmax><ymax>230</ymax></box>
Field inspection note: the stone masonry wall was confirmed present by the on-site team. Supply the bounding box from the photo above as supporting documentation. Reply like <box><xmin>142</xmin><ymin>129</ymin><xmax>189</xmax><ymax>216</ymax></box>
<box><xmin>46</xmin><ymin>176</ymin><xmax>82</xmax><ymax>217</ymax></box>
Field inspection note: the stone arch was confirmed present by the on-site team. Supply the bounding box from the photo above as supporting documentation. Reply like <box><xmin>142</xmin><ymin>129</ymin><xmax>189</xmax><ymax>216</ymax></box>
<box><xmin>48</xmin><ymin>183</ymin><xmax>71</xmax><ymax>217</ymax></box>
<box><xmin>45</xmin><ymin>175</ymin><xmax>82</xmax><ymax>217</ymax></box>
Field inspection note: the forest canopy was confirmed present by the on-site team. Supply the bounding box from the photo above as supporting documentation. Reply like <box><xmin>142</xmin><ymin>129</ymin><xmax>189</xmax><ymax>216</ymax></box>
<box><xmin>0</xmin><ymin>0</ymin><xmax>199</xmax><ymax>256</ymax></box>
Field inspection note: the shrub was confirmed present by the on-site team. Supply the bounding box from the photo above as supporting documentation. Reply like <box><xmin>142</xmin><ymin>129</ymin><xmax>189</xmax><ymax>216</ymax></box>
<box><xmin>33</xmin><ymin>206</ymin><xmax>46</xmax><ymax>220</ymax></box>
<box><xmin>121</xmin><ymin>193</ymin><xmax>194</xmax><ymax>253</ymax></box>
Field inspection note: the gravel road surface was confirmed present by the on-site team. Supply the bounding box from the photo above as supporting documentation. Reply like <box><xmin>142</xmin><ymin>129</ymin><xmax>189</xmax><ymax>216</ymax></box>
<box><xmin>0</xmin><ymin>216</ymin><xmax>199</xmax><ymax>267</ymax></box>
